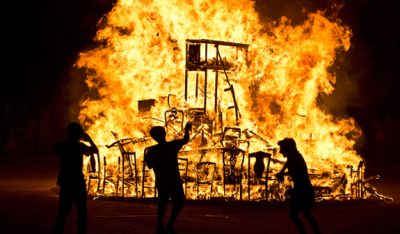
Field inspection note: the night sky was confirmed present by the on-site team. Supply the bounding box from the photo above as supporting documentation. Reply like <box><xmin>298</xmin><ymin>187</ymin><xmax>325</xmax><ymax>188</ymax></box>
<box><xmin>1</xmin><ymin>0</ymin><xmax>399</xmax><ymax>160</ymax></box>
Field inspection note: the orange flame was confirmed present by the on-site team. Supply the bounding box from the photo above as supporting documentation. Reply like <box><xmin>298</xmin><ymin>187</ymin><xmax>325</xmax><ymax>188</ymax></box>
<box><xmin>77</xmin><ymin>0</ymin><xmax>361</xmax><ymax>199</ymax></box>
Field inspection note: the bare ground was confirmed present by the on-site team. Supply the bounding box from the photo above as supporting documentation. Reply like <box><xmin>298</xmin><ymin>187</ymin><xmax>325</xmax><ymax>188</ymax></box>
<box><xmin>0</xmin><ymin>155</ymin><xmax>399</xmax><ymax>234</ymax></box>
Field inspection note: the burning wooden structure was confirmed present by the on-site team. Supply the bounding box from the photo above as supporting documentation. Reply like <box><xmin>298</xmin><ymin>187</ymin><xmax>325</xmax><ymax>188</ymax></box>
<box><xmin>83</xmin><ymin>39</ymin><xmax>389</xmax><ymax>202</ymax></box>
<box><xmin>75</xmin><ymin>0</ymin><xmax>392</xmax><ymax>202</ymax></box>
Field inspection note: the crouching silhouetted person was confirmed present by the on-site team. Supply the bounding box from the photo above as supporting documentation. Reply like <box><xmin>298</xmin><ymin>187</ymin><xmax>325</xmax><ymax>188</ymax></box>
<box><xmin>145</xmin><ymin>123</ymin><xmax>192</xmax><ymax>234</ymax></box>
<box><xmin>276</xmin><ymin>138</ymin><xmax>321</xmax><ymax>234</ymax></box>
<box><xmin>52</xmin><ymin>122</ymin><xmax>98</xmax><ymax>234</ymax></box>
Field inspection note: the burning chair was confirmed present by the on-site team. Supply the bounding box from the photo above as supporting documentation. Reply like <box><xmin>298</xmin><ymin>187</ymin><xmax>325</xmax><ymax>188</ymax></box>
<box><xmin>347</xmin><ymin>160</ymin><xmax>392</xmax><ymax>201</ymax></box>
<box><xmin>87</xmin><ymin>152</ymin><xmax>101</xmax><ymax>195</ymax></box>
<box><xmin>178</xmin><ymin>157</ymin><xmax>189</xmax><ymax>196</ymax></box>
<box><xmin>142</xmin><ymin>147</ymin><xmax>157</xmax><ymax>198</ymax></box>
<box><xmin>195</xmin><ymin>161</ymin><xmax>217</xmax><ymax>199</ymax></box>
<box><xmin>87</xmin><ymin>152</ymin><xmax>118</xmax><ymax>196</ymax></box>
<box><xmin>349</xmin><ymin>160</ymin><xmax>365</xmax><ymax>199</ymax></box>
<box><xmin>108</xmin><ymin>131</ymin><xmax>139</xmax><ymax>198</ymax></box>
<box><xmin>248</xmin><ymin>151</ymin><xmax>279</xmax><ymax>201</ymax></box>
<box><xmin>165</xmin><ymin>107</ymin><xmax>185</xmax><ymax>135</ymax></box>
<box><xmin>94</xmin><ymin>38</ymin><xmax>376</xmax><ymax>202</ymax></box>
<box><xmin>102</xmin><ymin>155</ymin><xmax>118</xmax><ymax>196</ymax></box>
<box><xmin>185</xmin><ymin>39</ymin><xmax>249</xmax><ymax>134</ymax></box>
<box><xmin>222</xmin><ymin>146</ymin><xmax>245</xmax><ymax>200</ymax></box>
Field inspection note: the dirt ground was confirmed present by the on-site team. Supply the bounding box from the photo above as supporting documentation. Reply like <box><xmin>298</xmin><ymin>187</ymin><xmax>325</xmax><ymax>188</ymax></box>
<box><xmin>1</xmin><ymin>155</ymin><xmax>399</xmax><ymax>234</ymax></box>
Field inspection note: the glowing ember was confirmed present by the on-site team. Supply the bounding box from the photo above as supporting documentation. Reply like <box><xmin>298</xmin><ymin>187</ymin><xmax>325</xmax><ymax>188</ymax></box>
<box><xmin>76</xmin><ymin>0</ymin><xmax>364</xmax><ymax>200</ymax></box>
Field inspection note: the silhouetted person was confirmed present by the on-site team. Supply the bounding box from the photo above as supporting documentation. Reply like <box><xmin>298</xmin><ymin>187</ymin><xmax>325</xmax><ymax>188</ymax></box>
<box><xmin>144</xmin><ymin>122</ymin><xmax>192</xmax><ymax>234</ymax></box>
<box><xmin>276</xmin><ymin>138</ymin><xmax>321</xmax><ymax>234</ymax></box>
<box><xmin>52</xmin><ymin>122</ymin><xmax>98</xmax><ymax>234</ymax></box>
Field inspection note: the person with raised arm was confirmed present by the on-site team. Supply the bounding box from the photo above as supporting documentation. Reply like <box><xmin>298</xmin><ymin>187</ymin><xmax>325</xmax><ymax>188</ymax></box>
<box><xmin>53</xmin><ymin>122</ymin><xmax>98</xmax><ymax>234</ymax></box>
<box><xmin>145</xmin><ymin>122</ymin><xmax>192</xmax><ymax>234</ymax></box>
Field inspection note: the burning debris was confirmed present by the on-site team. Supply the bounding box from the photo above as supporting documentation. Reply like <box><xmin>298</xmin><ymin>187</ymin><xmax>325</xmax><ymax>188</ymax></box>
<box><xmin>75</xmin><ymin>0</ymin><xmax>391</xmax><ymax>202</ymax></box>
<box><xmin>83</xmin><ymin>38</ymin><xmax>391</xmax><ymax>202</ymax></box>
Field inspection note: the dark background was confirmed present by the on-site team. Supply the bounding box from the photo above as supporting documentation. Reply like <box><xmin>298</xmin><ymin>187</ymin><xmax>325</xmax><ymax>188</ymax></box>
<box><xmin>1</xmin><ymin>0</ymin><xmax>399</xmax><ymax>161</ymax></box>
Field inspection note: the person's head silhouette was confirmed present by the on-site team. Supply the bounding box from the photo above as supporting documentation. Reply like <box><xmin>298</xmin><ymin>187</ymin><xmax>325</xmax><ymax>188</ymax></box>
<box><xmin>66</xmin><ymin>122</ymin><xmax>84</xmax><ymax>141</ymax></box>
<box><xmin>278</xmin><ymin>138</ymin><xmax>298</xmax><ymax>157</ymax></box>
<box><xmin>150</xmin><ymin>126</ymin><xmax>166</xmax><ymax>143</ymax></box>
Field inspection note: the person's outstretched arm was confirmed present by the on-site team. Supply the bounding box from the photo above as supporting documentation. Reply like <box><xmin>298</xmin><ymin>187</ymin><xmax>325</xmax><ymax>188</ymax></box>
<box><xmin>82</xmin><ymin>132</ymin><xmax>99</xmax><ymax>156</ymax></box>
<box><xmin>276</xmin><ymin>162</ymin><xmax>288</xmax><ymax>182</ymax></box>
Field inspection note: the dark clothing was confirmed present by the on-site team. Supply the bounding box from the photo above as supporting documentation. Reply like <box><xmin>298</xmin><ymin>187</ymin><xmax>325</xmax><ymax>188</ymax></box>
<box><xmin>285</xmin><ymin>151</ymin><xmax>315</xmax><ymax>211</ymax></box>
<box><xmin>53</xmin><ymin>183</ymin><xmax>87</xmax><ymax>234</ymax></box>
<box><xmin>157</xmin><ymin>184</ymin><xmax>185</xmax><ymax>229</ymax></box>
<box><xmin>280</xmin><ymin>149</ymin><xmax>320</xmax><ymax>234</ymax></box>
<box><xmin>55</xmin><ymin>140</ymin><xmax>92</xmax><ymax>186</ymax></box>
<box><xmin>145</xmin><ymin>139</ymin><xmax>187</xmax><ymax>189</ymax></box>
<box><xmin>157</xmin><ymin>185</ymin><xmax>185</xmax><ymax>207</ymax></box>
<box><xmin>53</xmin><ymin>139</ymin><xmax>92</xmax><ymax>234</ymax></box>
<box><xmin>146</xmin><ymin>139</ymin><xmax>187</xmax><ymax>224</ymax></box>
<box><xmin>285</xmin><ymin>151</ymin><xmax>313</xmax><ymax>190</ymax></box>
<box><xmin>145</xmin><ymin>124</ymin><xmax>191</xmax><ymax>232</ymax></box>
<box><xmin>290</xmin><ymin>186</ymin><xmax>315</xmax><ymax>211</ymax></box>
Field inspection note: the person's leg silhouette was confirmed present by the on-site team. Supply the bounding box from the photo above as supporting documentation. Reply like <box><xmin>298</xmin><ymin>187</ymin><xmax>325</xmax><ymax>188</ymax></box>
<box><xmin>304</xmin><ymin>210</ymin><xmax>321</xmax><ymax>234</ymax></box>
<box><xmin>53</xmin><ymin>188</ymin><xmax>74</xmax><ymax>234</ymax></box>
<box><xmin>289</xmin><ymin>209</ymin><xmax>306</xmax><ymax>234</ymax></box>
<box><xmin>75</xmin><ymin>186</ymin><xmax>88</xmax><ymax>234</ymax></box>
<box><xmin>157</xmin><ymin>189</ymin><xmax>169</xmax><ymax>233</ymax></box>
<box><xmin>167</xmin><ymin>185</ymin><xmax>185</xmax><ymax>233</ymax></box>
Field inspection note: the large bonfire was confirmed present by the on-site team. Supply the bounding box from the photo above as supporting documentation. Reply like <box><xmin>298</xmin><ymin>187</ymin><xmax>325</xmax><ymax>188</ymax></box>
<box><xmin>75</xmin><ymin>0</ymin><xmax>364</xmax><ymax>200</ymax></box>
